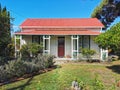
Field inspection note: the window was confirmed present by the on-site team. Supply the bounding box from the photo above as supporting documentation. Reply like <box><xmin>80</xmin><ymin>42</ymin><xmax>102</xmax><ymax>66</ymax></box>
<box><xmin>45</xmin><ymin>35</ymin><xmax>49</xmax><ymax>38</ymax></box>
<box><xmin>73</xmin><ymin>35</ymin><xmax>77</xmax><ymax>38</ymax></box>
<box><xmin>43</xmin><ymin>35</ymin><xmax>50</xmax><ymax>54</ymax></box>
<box><xmin>73</xmin><ymin>39</ymin><xmax>77</xmax><ymax>50</ymax></box>
<box><xmin>32</xmin><ymin>35</ymin><xmax>43</xmax><ymax>44</ymax></box>
<box><xmin>83</xmin><ymin>35</ymin><xmax>90</xmax><ymax>49</ymax></box>
<box><xmin>45</xmin><ymin>39</ymin><xmax>49</xmax><ymax>50</ymax></box>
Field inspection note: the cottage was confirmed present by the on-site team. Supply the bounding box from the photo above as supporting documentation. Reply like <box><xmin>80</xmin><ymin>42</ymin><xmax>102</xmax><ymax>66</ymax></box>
<box><xmin>15</xmin><ymin>18</ymin><xmax>108</xmax><ymax>60</ymax></box>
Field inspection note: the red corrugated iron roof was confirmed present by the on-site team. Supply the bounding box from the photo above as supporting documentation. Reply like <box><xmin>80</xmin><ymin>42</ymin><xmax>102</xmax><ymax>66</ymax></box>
<box><xmin>20</xmin><ymin>18</ymin><xmax>104</xmax><ymax>28</ymax></box>
<box><xmin>15</xmin><ymin>30</ymin><xmax>100</xmax><ymax>35</ymax></box>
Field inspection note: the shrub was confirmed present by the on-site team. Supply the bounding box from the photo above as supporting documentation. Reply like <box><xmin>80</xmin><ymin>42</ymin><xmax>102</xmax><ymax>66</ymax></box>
<box><xmin>5</xmin><ymin>59</ymin><xmax>26</xmax><ymax>78</ymax></box>
<box><xmin>81</xmin><ymin>48</ymin><xmax>96</xmax><ymax>62</ymax></box>
<box><xmin>42</xmin><ymin>54</ymin><xmax>55</xmax><ymax>68</ymax></box>
<box><xmin>11</xmin><ymin>59</ymin><xmax>26</xmax><ymax>77</ymax></box>
<box><xmin>24</xmin><ymin>61</ymin><xmax>39</xmax><ymax>74</ymax></box>
<box><xmin>7</xmin><ymin>43</ymin><xmax>15</xmax><ymax>58</ymax></box>
<box><xmin>35</xmin><ymin>54</ymin><xmax>55</xmax><ymax>68</ymax></box>
<box><xmin>4</xmin><ymin>60</ymin><xmax>16</xmax><ymax>79</ymax></box>
<box><xmin>35</xmin><ymin>54</ymin><xmax>46</xmax><ymax>69</ymax></box>
<box><xmin>22</xmin><ymin>54</ymin><xmax>55</xmax><ymax>74</ymax></box>
<box><xmin>20</xmin><ymin>43</ymin><xmax>43</xmax><ymax>59</ymax></box>
<box><xmin>0</xmin><ymin>57</ymin><xmax>7</xmax><ymax>65</ymax></box>
<box><xmin>0</xmin><ymin>59</ymin><xmax>26</xmax><ymax>83</ymax></box>
<box><xmin>0</xmin><ymin>66</ymin><xmax>8</xmax><ymax>82</ymax></box>
<box><xmin>0</xmin><ymin>54</ymin><xmax>55</xmax><ymax>83</ymax></box>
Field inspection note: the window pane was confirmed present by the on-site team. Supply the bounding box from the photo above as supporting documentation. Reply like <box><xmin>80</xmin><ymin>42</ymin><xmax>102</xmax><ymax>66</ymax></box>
<box><xmin>45</xmin><ymin>39</ymin><xmax>49</xmax><ymax>50</ymax></box>
<box><xmin>40</xmin><ymin>36</ymin><xmax>43</xmax><ymax>44</ymax></box>
<box><xmin>32</xmin><ymin>36</ymin><xmax>39</xmax><ymax>43</ymax></box>
<box><xmin>83</xmin><ymin>36</ymin><xmax>89</xmax><ymax>48</ymax></box>
<box><xmin>73</xmin><ymin>52</ymin><xmax>77</xmax><ymax>58</ymax></box>
<box><xmin>73</xmin><ymin>39</ymin><xmax>77</xmax><ymax>50</ymax></box>
<box><xmin>73</xmin><ymin>35</ymin><xmax>77</xmax><ymax>38</ymax></box>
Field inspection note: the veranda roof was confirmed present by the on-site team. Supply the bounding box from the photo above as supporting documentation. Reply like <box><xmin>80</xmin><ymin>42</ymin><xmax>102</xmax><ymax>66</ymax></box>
<box><xmin>15</xmin><ymin>30</ymin><xmax>100</xmax><ymax>35</ymax></box>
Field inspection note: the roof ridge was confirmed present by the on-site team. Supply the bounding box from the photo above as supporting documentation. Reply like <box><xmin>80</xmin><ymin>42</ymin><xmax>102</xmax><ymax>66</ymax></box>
<box><xmin>26</xmin><ymin>18</ymin><xmax>97</xmax><ymax>20</ymax></box>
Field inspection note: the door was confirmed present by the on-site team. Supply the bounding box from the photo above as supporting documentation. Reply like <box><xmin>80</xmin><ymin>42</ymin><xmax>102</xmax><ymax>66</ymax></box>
<box><xmin>58</xmin><ymin>37</ymin><xmax>65</xmax><ymax>57</ymax></box>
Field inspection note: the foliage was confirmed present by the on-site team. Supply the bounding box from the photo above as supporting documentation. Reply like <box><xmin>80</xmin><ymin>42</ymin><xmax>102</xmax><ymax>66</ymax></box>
<box><xmin>20</xmin><ymin>43</ymin><xmax>43</xmax><ymax>58</ymax></box>
<box><xmin>93</xmin><ymin>75</ymin><xmax>105</xmax><ymax>90</ymax></box>
<box><xmin>0</xmin><ymin>59</ymin><xmax>26</xmax><ymax>82</ymax></box>
<box><xmin>24</xmin><ymin>61</ymin><xmax>39</xmax><ymax>74</ymax></box>
<box><xmin>41</xmin><ymin>54</ymin><xmax>55</xmax><ymax>68</ymax></box>
<box><xmin>0</xmin><ymin>38</ymin><xmax>15</xmax><ymax>65</ymax></box>
<box><xmin>0</xmin><ymin>65</ymin><xmax>8</xmax><ymax>82</ymax></box>
<box><xmin>0</xmin><ymin>4</ymin><xmax>12</xmax><ymax>57</ymax></box>
<box><xmin>0</xmin><ymin>54</ymin><xmax>55</xmax><ymax>83</ymax></box>
<box><xmin>91</xmin><ymin>0</ymin><xmax>120</xmax><ymax>28</ymax></box>
<box><xmin>6</xmin><ymin>43</ymin><xmax>15</xmax><ymax>58</ymax></box>
<box><xmin>20</xmin><ymin>44</ymin><xmax>30</xmax><ymax>58</ymax></box>
<box><xmin>79</xmin><ymin>80</ymin><xmax>86</xmax><ymax>90</ymax></box>
<box><xmin>81</xmin><ymin>48</ymin><xmax>96</xmax><ymax>61</ymax></box>
<box><xmin>5</xmin><ymin>59</ymin><xmax>26</xmax><ymax>78</ymax></box>
<box><xmin>0</xmin><ymin>57</ymin><xmax>7</xmax><ymax>65</ymax></box>
<box><xmin>23</xmin><ymin>54</ymin><xmax>54</xmax><ymax>74</ymax></box>
<box><xmin>95</xmin><ymin>22</ymin><xmax>120</xmax><ymax>56</ymax></box>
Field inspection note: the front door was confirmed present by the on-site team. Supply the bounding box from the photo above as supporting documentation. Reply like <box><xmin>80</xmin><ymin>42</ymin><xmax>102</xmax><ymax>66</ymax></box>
<box><xmin>58</xmin><ymin>37</ymin><xmax>65</xmax><ymax>57</ymax></box>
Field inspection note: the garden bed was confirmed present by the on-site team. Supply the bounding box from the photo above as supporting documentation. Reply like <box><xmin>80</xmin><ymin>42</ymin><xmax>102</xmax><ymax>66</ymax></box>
<box><xmin>0</xmin><ymin>67</ymin><xmax>55</xmax><ymax>86</ymax></box>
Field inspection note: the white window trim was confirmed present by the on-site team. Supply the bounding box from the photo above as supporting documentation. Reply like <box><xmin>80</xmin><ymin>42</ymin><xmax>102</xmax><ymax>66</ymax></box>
<box><xmin>43</xmin><ymin>35</ymin><xmax>51</xmax><ymax>54</ymax></box>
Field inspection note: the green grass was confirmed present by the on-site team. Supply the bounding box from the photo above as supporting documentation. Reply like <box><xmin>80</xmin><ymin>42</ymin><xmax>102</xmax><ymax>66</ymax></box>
<box><xmin>1</xmin><ymin>61</ymin><xmax>120</xmax><ymax>90</ymax></box>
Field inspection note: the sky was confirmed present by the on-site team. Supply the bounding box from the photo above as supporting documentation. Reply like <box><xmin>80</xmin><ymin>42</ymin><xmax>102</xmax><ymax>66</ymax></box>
<box><xmin>0</xmin><ymin>0</ymin><xmax>120</xmax><ymax>31</ymax></box>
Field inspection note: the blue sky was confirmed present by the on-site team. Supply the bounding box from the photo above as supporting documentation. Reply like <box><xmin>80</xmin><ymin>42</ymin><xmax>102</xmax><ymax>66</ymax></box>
<box><xmin>0</xmin><ymin>0</ymin><xmax>120</xmax><ymax>31</ymax></box>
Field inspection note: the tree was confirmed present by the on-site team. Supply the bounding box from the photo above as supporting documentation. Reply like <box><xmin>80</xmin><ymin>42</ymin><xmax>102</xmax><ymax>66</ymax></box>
<box><xmin>91</xmin><ymin>0</ymin><xmax>120</xmax><ymax>29</ymax></box>
<box><xmin>95</xmin><ymin>22</ymin><xmax>120</xmax><ymax>55</ymax></box>
<box><xmin>0</xmin><ymin>4</ymin><xmax>11</xmax><ymax>57</ymax></box>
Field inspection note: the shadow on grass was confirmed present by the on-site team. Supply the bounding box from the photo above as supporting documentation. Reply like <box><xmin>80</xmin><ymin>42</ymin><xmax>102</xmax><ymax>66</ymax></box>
<box><xmin>6</xmin><ymin>76</ymin><xmax>33</xmax><ymax>90</ymax></box>
<box><xmin>106</xmin><ymin>65</ymin><xmax>120</xmax><ymax>74</ymax></box>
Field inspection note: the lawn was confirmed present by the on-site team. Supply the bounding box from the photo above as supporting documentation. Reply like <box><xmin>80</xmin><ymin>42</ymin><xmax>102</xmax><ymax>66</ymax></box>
<box><xmin>1</xmin><ymin>61</ymin><xmax>120</xmax><ymax>90</ymax></box>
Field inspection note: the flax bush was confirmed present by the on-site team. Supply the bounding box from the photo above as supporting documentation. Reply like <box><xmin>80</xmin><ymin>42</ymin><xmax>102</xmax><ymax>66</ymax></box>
<box><xmin>20</xmin><ymin>43</ymin><xmax>43</xmax><ymax>59</ymax></box>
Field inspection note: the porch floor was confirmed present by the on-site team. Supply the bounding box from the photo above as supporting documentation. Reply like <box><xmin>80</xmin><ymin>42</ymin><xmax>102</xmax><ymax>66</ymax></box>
<box><xmin>53</xmin><ymin>58</ymin><xmax>74</xmax><ymax>64</ymax></box>
<box><xmin>54</xmin><ymin>58</ymin><xmax>74</xmax><ymax>60</ymax></box>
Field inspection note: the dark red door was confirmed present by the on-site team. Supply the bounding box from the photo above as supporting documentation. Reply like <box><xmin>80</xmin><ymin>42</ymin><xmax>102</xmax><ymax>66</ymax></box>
<box><xmin>58</xmin><ymin>37</ymin><xmax>65</xmax><ymax>57</ymax></box>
